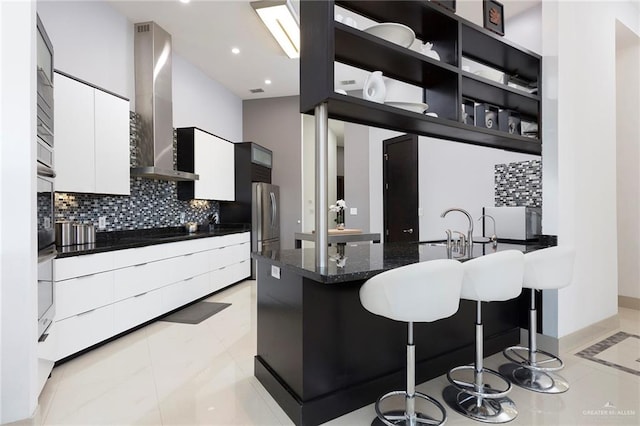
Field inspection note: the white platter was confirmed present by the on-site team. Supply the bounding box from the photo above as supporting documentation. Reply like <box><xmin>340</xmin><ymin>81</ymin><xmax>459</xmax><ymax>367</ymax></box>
<box><xmin>385</xmin><ymin>101</ymin><xmax>429</xmax><ymax>114</ymax></box>
<box><xmin>363</xmin><ymin>23</ymin><xmax>415</xmax><ymax>48</ymax></box>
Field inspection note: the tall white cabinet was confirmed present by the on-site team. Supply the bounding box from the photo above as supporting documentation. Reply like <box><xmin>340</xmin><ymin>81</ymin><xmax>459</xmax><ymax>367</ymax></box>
<box><xmin>54</xmin><ymin>72</ymin><xmax>130</xmax><ymax>195</ymax></box>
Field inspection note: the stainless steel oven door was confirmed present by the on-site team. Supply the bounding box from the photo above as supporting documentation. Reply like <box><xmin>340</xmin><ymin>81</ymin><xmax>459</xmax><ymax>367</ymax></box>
<box><xmin>37</xmin><ymin>164</ymin><xmax>56</xmax><ymax>251</ymax></box>
<box><xmin>37</xmin><ymin>245</ymin><xmax>57</xmax><ymax>339</ymax></box>
<box><xmin>37</xmin><ymin>137</ymin><xmax>54</xmax><ymax>169</ymax></box>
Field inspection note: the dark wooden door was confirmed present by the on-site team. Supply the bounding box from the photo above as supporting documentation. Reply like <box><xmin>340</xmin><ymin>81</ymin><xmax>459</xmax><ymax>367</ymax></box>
<box><xmin>383</xmin><ymin>134</ymin><xmax>419</xmax><ymax>243</ymax></box>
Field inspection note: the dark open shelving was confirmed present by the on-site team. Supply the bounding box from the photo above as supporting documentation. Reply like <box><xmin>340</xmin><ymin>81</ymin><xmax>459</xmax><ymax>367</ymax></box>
<box><xmin>325</xmin><ymin>94</ymin><xmax>541</xmax><ymax>155</ymax></box>
<box><xmin>461</xmin><ymin>24</ymin><xmax>541</xmax><ymax>82</ymax></box>
<box><xmin>336</xmin><ymin>0</ymin><xmax>459</xmax><ymax>66</ymax></box>
<box><xmin>461</xmin><ymin>72</ymin><xmax>540</xmax><ymax>117</ymax></box>
<box><xmin>301</xmin><ymin>0</ymin><xmax>542</xmax><ymax>155</ymax></box>
<box><xmin>335</xmin><ymin>23</ymin><xmax>459</xmax><ymax>89</ymax></box>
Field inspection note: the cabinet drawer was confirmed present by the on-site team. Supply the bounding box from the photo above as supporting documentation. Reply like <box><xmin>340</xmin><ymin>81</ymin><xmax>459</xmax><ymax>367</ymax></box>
<box><xmin>113</xmin><ymin>257</ymin><xmax>180</xmax><ymax>301</ymax></box>
<box><xmin>210</xmin><ymin>242</ymin><xmax>250</xmax><ymax>271</ymax></box>
<box><xmin>215</xmin><ymin>232</ymin><xmax>250</xmax><ymax>248</ymax></box>
<box><xmin>226</xmin><ymin>242</ymin><xmax>250</xmax><ymax>265</ymax></box>
<box><xmin>209</xmin><ymin>246</ymin><xmax>231</xmax><ymax>271</ymax></box>
<box><xmin>113</xmin><ymin>289</ymin><xmax>164</xmax><ymax>335</ymax></box>
<box><xmin>111</xmin><ymin>238</ymin><xmax>218</xmax><ymax>269</ymax></box>
<box><xmin>56</xmin><ymin>271</ymin><xmax>114</xmax><ymax>320</ymax></box>
<box><xmin>211</xmin><ymin>260</ymin><xmax>250</xmax><ymax>293</ymax></box>
<box><xmin>180</xmin><ymin>250</ymin><xmax>212</xmax><ymax>279</ymax></box>
<box><xmin>56</xmin><ymin>304</ymin><xmax>114</xmax><ymax>360</ymax></box>
<box><xmin>226</xmin><ymin>259</ymin><xmax>251</xmax><ymax>285</ymax></box>
<box><xmin>55</xmin><ymin>252</ymin><xmax>114</xmax><ymax>281</ymax></box>
<box><xmin>162</xmin><ymin>273</ymin><xmax>210</xmax><ymax>313</ymax></box>
<box><xmin>112</xmin><ymin>243</ymin><xmax>182</xmax><ymax>269</ymax></box>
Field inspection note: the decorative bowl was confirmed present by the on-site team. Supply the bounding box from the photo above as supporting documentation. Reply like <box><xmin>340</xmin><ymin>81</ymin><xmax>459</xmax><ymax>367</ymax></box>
<box><xmin>363</xmin><ymin>23</ymin><xmax>415</xmax><ymax>48</ymax></box>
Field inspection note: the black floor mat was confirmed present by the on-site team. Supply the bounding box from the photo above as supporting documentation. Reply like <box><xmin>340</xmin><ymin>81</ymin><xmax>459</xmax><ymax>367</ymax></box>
<box><xmin>160</xmin><ymin>301</ymin><xmax>231</xmax><ymax>325</ymax></box>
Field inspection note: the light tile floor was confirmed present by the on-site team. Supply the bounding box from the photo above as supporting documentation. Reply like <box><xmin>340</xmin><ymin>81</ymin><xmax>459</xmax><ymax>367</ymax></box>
<box><xmin>11</xmin><ymin>280</ymin><xmax>640</xmax><ymax>426</ymax></box>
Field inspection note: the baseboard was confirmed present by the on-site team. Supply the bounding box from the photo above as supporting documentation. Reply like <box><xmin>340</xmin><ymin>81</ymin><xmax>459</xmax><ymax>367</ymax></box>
<box><xmin>619</xmin><ymin>295</ymin><xmax>640</xmax><ymax>310</ymax></box>
<box><xmin>519</xmin><ymin>313</ymin><xmax>620</xmax><ymax>355</ymax></box>
<box><xmin>560</xmin><ymin>314</ymin><xmax>620</xmax><ymax>353</ymax></box>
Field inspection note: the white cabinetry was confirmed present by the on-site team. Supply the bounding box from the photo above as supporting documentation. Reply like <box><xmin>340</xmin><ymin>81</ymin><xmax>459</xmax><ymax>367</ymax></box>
<box><xmin>196</xmin><ymin>129</ymin><xmax>235</xmax><ymax>200</ymax></box>
<box><xmin>177</xmin><ymin>128</ymin><xmax>235</xmax><ymax>201</ymax></box>
<box><xmin>53</xmin><ymin>232</ymin><xmax>250</xmax><ymax>360</ymax></box>
<box><xmin>55</xmin><ymin>73</ymin><xmax>95</xmax><ymax>193</ymax></box>
<box><xmin>54</xmin><ymin>72</ymin><xmax>130</xmax><ymax>195</ymax></box>
<box><xmin>94</xmin><ymin>89</ymin><xmax>130</xmax><ymax>195</ymax></box>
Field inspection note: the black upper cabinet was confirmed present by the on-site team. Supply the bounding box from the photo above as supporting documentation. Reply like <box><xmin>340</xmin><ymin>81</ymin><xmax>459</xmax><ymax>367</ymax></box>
<box><xmin>301</xmin><ymin>0</ymin><xmax>542</xmax><ymax>155</ymax></box>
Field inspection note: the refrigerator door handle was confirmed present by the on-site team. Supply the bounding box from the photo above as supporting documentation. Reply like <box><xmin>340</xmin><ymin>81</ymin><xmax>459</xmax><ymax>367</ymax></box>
<box><xmin>255</xmin><ymin>184</ymin><xmax>262</xmax><ymax>241</ymax></box>
<box><xmin>270</xmin><ymin>191</ymin><xmax>277</xmax><ymax>228</ymax></box>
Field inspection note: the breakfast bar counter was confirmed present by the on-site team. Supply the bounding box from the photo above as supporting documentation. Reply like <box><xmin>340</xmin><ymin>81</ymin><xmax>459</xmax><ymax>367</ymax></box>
<box><xmin>293</xmin><ymin>229</ymin><xmax>381</xmax><ymax>248</ymax></box>
<box><xmin>252</xmin><ymin>240</ymin><xmax>553</xmax><ymax>425</ymax></box>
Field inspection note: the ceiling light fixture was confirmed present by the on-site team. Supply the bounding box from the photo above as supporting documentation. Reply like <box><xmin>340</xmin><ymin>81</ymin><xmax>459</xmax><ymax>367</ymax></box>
<box><xmin>265</xmin><ymin>79</ymin><xmax>272</xmax><ymax>85</ymax></box>
<box><xmin>179</xmin><ymin>0</ymin><xmax>191</xmax><ymax>4</ymax></box>
<box><xmin>231</xmin><ymin>47</ymin><xmax>240</xmax><ymax>55</ymax></box>
<box><xmin>251</xmin><ymin>0</ymin><xmax>300</xmax><ymax>59</ymax></box>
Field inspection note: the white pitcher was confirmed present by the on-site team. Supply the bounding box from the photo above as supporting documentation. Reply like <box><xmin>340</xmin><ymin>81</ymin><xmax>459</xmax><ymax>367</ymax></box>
<box><xmin>363</xmin><ymin>71</ymin><xmax>386</xmax><ymax>103</ymax></box>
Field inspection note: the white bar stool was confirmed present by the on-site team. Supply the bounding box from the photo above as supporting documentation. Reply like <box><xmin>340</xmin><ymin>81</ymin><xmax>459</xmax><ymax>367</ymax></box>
<box><xmin>444</xmin><ymin>250</ymin><xmax>524</xmax><ymax>424</ymax></box>
<box><xmin>359</xmin><ymin>259</ymin><xmax>464</xmax><ymax>426</ymax></box>
<box><xmin>503</xmin><ymin>246</ymin><xmax>575</xmax><ymax>393</ymax></box>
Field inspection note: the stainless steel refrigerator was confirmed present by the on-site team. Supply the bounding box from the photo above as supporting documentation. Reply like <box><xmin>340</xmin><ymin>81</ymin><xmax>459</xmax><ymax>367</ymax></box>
<box><xmin>251</xmin><ymin>182</ymin><xmax>280</xmax><ymax>277</ymax></box>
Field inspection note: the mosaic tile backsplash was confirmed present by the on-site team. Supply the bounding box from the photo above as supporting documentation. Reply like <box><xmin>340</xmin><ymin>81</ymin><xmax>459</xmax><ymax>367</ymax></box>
<box><xmin>55</xmin><ymin>112</ymin><xmax>219</xmax><ymax>232</ymax></box>
<box><xmin>494</xmin><ymin>159</ymin><xmax>542</xmax><ymax>207</ymax></box>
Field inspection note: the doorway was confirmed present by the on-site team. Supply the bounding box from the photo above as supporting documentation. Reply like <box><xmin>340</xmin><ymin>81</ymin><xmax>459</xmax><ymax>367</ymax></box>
<box><xmin>383</xmin><ymin>134</ymin><xmax>419</xmax><ymax>243</ymax></box>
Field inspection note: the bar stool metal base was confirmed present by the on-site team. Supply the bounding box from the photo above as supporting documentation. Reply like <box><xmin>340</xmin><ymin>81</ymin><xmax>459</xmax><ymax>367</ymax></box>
<box><xmin>372</xmin><ymin>390</ymin><xmax>447</xmax><ymax>426</ymax></box>
<box><xmin>503</xmin><ymin>346</ymin><xmax>564</xmax><ymax>372</ymax></box>
<box><xmin>510</xmin><ymin>367</ymin><xmax>569</xmax><ymax>394</ymax></box>
<box><xmin>447</xmin><ymin>365</ymin><xmax>512</xmax><ymax>399</ymax></box>
<box><xmin>443</xmin><ymin>385</ymin><xmax>518</xmax><ymax>424</ymax></box>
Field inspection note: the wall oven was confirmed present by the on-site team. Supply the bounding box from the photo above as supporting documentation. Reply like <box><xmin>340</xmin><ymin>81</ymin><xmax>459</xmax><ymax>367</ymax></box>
<box><xmin>37</xmin><ymin>14</ymin><xmax>56</xmax><ymax>340</ymax></box>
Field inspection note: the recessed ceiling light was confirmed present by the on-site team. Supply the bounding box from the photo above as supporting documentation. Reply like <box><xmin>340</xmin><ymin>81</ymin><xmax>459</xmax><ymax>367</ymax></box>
<box><xmin>231</xmin><ymin>47</ymin><xmax>240</xmax><ymax>55</ymax></box>
<box><xmin>265</xmin><ymin>79</ymin><xmax>272</xmax><ymax>85</ymax></box>
<box><xmin>179</xmin><ymin>0</ymin><xmax>191</xmax><ymax>4</ymax></box>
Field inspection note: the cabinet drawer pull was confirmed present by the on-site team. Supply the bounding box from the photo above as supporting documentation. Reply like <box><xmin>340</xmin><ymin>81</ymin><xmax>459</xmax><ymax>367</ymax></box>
<box><xmin>184</xmin><ymin>277</ymin><xmax>194</xmax><ymax>282</ymax></box>
<box><xmin>134</xmin><ymin>262</ymin><xmax>148</xmax><ymax>268</ymax></box>
<box><xmin>77</xmin><ymin>273</ymin><xmax>96</xmax><ymax>279</ymax></box>
<box><xmin>184</xmin><ymin>253</ymin><xmax>194</xmax><ymax>257</ymax></box>
<box><xmin>77</xmin><ymin>308</ymin><xmax>96</xmax><ymax>317</ymax></box>
<box><xmin>134</xmin><ymin>292</ymin><xmax>148</xmax><ymax>298</ymax></box>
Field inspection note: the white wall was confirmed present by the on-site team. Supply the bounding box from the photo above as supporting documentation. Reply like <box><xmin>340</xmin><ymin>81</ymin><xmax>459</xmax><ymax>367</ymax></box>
<box><xmin>543</xmin><ymin>1</ymin><xmax>640</xmax><ymax>338</ymax></box>
<box><xmin>172</xmin><ymin>54</ymin><xmax>242</xmax><ymax>141</ymax></box>
<box><xmin>505</xmin><ymin>3</ymin><xmax>542</xmax><ymax>54</ymax></box>
<box><xmin>244</xmin><ymin>96</ymin><xmax>302</xmax><ymax>249</ymax></box>
<box><xmin>37</xmin><ymin>0</ymin><xmax>134</xmax><ymax>104</ymax></box>
<box><xmin>615</xmin><ymin>21</ymin><xmax>640</xmax><ymax>300</ymax></box>
<box><xmin>419</xmin><ymin>138</ymin><xmax>538</xmax><ymax>241</ymax></box>
<box><xmin>37</xmin><ymin>0</ymin><xmax>243</xmax><ymax>140</ymax></box>
<box><xmin>0</xmin><ymin>2</ymin><xmax>39</xmax><ymax>422</ymax></box>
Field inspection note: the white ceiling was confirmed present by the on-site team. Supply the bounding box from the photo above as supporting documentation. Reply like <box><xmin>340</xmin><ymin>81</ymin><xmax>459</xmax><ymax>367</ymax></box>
<box><xmin>108</xmin><ymin>0</ymin><xmax>540</xmax><ymax>101</ymax></box>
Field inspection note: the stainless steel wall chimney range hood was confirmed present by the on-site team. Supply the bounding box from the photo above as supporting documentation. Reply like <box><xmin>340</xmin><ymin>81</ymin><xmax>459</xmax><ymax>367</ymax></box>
<box><xmin>131</xmin><ymin>22</ymin><xmax>198</xmax><ymax>181</ymax></box>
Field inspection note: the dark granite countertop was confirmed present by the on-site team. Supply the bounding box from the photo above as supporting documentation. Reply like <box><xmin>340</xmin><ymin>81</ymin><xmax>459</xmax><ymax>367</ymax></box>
<box><xmin>252</xmin><ymin>237</ymin><xmax>556</xmax><ymax>284</ymax></box>
<box><xmin>56</xmin><ymin>224</ymin><xmax>251</xmax><ymax>258</ymax></box>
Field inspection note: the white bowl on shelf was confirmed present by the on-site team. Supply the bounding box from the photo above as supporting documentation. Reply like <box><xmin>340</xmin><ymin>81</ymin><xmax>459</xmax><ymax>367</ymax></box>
<box><xmin>363</xmin><ymin>23</ymin><xmax>415</xmax><ymax>48</ymax></box>
<box><xmin>384</xmin><ymin>101</ymin><xmax>429</xmax><ymax>114</ymax></box>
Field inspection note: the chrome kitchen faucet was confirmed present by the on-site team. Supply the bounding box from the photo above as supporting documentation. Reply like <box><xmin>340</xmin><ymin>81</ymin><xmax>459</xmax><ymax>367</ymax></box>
<box><xmin>441</xmin><ymin>208</ymin><xmax>474</xmax><ymax>255</ymax></box>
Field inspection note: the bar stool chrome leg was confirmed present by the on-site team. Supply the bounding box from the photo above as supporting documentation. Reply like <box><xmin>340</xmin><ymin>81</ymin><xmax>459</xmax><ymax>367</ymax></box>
<box><xmin>503</xmin><ymin>290</ymin><xmax>569</xmax><ymax>394</ymax></box>
<box><xmin>373</xmin><ymin>322</ymin><xmax>447</xmax><ymax>426</ymax></box>
<box><xmin>445</xmin><ymin>302</ymin><xmax>517</xmax><ymax>423</ymax></box>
